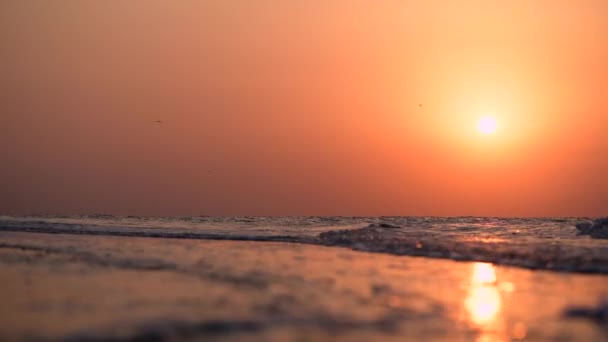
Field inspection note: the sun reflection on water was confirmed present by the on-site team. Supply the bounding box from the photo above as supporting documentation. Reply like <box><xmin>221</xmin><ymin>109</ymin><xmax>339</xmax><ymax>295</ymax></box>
<box><xmin>467</xmin><ymin>286</ymin><xmax>501</xmax><ymax>325</ymax></box>
<box><xmin>465</xmin><ymin>262</ymin><xmax>505</xmax><ymax>341</ymax></box>
<box><xmin>472</xmin><ymin>263</ymin><xmax>497</xmax><ymax>285</ymax></box>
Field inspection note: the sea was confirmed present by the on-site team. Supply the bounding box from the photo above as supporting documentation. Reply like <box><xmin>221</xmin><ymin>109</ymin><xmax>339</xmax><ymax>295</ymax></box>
<box><xmin>1</xmin><ymin>215</ymin><xmax>606</xmax><ymax>273</ymax></box>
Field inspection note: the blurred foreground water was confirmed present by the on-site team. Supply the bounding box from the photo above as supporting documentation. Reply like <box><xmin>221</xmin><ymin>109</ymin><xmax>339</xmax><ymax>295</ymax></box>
<box><xmin>0</xmin><ymin>216</ymin><xmax>607</xmax><ymax>340</ymax></box>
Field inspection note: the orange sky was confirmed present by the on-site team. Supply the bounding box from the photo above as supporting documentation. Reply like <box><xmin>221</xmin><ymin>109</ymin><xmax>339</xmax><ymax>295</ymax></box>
<box><xmin>1</xmin><ymin>1</ymin><xmax>607</xmax><ymax>216</ymax></box>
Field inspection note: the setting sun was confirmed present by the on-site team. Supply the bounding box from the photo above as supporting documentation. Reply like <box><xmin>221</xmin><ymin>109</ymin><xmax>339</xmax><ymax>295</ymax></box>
<box><xmin>1</xmin><ymin>2</ymin><xmax>607</xmax><ymax>341</ymax></box>
<box><xmin>477</xmin><ymin>116</ymin><xmax>498</xmax><ymax>135</ymax></box>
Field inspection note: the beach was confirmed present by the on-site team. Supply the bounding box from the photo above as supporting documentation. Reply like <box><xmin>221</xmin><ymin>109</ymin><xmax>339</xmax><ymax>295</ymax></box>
<box><xmin>3</xmin><ymin>2</ymin><xmax>607</xmax><ymax>340</ymax></box>
<box><xmin>1</xmin><ymin>216</ymin><xmax>607</xmax><ymax>341</ymax></box>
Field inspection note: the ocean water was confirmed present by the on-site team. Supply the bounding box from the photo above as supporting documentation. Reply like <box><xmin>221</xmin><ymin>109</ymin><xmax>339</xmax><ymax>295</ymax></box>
<box><xmin>1</xmin><ymin>215</ymin><xmax>606</xmax><ymax>273</ymax></box>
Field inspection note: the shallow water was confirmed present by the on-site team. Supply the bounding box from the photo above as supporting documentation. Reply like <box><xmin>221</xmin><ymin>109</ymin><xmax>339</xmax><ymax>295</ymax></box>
<box><xmin>0</xmin><ymin>232</ymin><xmax>607</xmax><ymax>341</ymax></box>
<box><xmin>1</xmin><ymin>215</ymin><xmax>607</xmax><ymax>273</ymax></box>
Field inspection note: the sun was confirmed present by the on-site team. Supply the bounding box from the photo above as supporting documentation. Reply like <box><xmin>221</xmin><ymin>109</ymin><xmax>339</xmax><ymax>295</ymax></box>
<box><xmin>477</xmin><ymin>116</ymin><xmax>497</xmax><ymax>135</ymax></box>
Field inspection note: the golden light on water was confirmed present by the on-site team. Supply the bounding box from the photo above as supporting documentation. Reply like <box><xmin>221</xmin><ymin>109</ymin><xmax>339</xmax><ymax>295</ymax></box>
<box><xmin>472</xmin><ymin>263</ymin><xmax>497</xmax><ymax>284</ymax></box>
<box><xmin>466</xmin><ymin>263</ymin><xmax>501</xmax><ymax>325</ymax></box>
<box><xmin>464</xmin><ymin>262</ymin><xmax>530</xmax><ymax>341</ymax></box>
<box><xmin>467</xmin><ymin>286</ymin><xmax>501</xmax><ymax>325</ymax></box>
<box><xmin>464</xmin><ymin>262</ymin><xmax>518</xmax><ymax>342</ymax></box>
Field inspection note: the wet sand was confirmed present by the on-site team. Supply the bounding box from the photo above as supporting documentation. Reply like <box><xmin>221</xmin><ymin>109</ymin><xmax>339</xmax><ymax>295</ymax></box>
<box><xmin>0</xmin><ymin>231</ymin><xmax>607</xmax><ymax>341</ymax></box>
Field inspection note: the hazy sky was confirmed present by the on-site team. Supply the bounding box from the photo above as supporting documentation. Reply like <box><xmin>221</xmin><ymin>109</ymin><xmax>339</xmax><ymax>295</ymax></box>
<box><xmin>1</xmin><ymin>1</ymin><xmax>607</xmax><ymax>216</ymax></box>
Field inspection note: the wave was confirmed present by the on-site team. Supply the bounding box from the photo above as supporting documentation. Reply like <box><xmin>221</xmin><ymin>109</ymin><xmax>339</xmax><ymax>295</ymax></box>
<box><xmin>1</xmin><ymin>216</ymin><xmax>606</xmax><ymax>273</ymax></box>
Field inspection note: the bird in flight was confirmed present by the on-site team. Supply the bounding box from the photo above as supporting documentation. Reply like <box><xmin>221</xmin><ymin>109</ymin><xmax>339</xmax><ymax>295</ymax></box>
<box><xmin>153</xmin><ymin>120</ymin><xmax>163</xmax><ymax>123</ymax></box>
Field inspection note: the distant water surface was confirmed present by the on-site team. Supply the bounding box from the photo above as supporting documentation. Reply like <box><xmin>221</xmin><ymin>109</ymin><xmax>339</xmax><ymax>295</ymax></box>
<box><xmin>1</xmin><ymin>216</ymin><xmax>606</xmax><ymax>273</ymax></box>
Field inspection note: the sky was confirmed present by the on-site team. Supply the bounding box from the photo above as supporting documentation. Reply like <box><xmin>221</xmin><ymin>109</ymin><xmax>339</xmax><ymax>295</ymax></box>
<box><xmin>1</xmin><ymin>0</ymin><xmax>607</xmax><ymax>216</ymax></box>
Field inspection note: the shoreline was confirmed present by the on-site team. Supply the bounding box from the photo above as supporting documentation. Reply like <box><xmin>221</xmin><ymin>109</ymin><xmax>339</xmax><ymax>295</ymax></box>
<box><xmin>0</xmin><ymin>231</ymin><xmax>606</xmax><ymax>341</ymax></box>
<box><xmin>1</xmin><ymin>222</ymin><xmax>607</xmax><ymax>274</ymax></box>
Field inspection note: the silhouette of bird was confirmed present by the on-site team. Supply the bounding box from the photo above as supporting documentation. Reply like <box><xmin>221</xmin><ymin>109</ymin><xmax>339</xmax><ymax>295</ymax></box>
<box><xmin>153</xmin><ymin>120</ymin><xmax>163</xmax><ymax>123</ymax></box>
